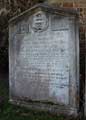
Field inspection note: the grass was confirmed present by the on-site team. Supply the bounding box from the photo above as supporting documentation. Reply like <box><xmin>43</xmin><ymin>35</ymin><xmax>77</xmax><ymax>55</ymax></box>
<box><xmin>0</xmin><ymin>104</ymin><xmax>67</xmax><ymax>120</ymax></box>
<box><xmin>0</xmin><ymin>77</ymin><xmax>84</xmax><ymax>120</ymax></box>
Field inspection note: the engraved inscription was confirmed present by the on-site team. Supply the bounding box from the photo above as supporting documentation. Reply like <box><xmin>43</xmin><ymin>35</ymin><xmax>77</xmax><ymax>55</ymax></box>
<box><xmin>15</xmin><ymin>30</ymin><xmax>70</xmax><ymax>105</ymax></box>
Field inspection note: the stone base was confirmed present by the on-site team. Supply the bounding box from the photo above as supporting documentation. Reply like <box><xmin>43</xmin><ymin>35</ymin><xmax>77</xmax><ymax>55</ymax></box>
<box><xmin>9</xmin><ymin>99</ymin><xmax>78</xmax><ymax>117</ymax></box>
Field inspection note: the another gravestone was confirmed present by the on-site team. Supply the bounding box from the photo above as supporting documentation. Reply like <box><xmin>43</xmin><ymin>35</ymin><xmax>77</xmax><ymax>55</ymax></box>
<box><xmin>9</xmin><ymin>4</ymin><xmax>79</xmax><ymax>116</ymax></box>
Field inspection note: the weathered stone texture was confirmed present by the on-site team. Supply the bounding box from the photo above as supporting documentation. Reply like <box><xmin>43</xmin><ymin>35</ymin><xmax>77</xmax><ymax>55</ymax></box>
<box><xmin>9</xmin><ymin>4</ymin><xmax>79</xmax><ymax>116</ymax></box>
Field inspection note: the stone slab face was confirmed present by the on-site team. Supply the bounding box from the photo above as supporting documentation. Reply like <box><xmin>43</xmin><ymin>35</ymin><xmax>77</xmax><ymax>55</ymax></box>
<box><xmin>9</xmin><ymin>4</ymin><xmax>79</xmax><ymax>116</ymax></box>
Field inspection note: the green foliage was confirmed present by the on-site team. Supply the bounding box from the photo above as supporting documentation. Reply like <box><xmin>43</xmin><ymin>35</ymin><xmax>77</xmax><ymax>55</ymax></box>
<box><xmin>0</xmin><ymin>48</ymin><xmax>8</xmax><ymax>69</ymax></box>
<box><xmin>0</xmin><ymin>104</ymin><xmax>65</xmax><ymax>120</ymax></box>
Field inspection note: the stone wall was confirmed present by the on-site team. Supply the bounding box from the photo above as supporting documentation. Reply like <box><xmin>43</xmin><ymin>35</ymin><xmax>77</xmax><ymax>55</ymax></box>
<box><xmin>47</xmin><ymin>0</ymin><xmax>86</xmax><ymax>26</ymax></box>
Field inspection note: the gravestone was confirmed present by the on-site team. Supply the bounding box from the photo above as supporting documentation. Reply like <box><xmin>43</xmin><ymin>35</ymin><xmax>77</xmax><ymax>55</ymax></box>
<box><xmin>9</xmin><ymin>4</ymin><xmax>79</xmax><ymax>116</ymax></box>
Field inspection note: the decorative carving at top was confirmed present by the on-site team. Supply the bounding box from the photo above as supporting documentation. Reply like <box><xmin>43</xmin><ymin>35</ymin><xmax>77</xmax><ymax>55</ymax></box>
<box><xmin>31</xmin><ymin>11</ymin><xmax>48</xmax><ymax>32</ymax></box>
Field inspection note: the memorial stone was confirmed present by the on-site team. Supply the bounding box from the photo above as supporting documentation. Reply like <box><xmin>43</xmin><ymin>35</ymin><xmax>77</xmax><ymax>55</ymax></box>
<box><xmin>9</xmin><ymin>4</ymin><xmax>79</xmax><ymax>116</ymax></box>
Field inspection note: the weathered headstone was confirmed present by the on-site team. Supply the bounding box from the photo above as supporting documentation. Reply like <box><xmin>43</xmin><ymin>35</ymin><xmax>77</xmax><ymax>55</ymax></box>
<box><xmin>9</xmin><ymin>4</ymin><xmax>79</xmax><ymax>116</ymax></box>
